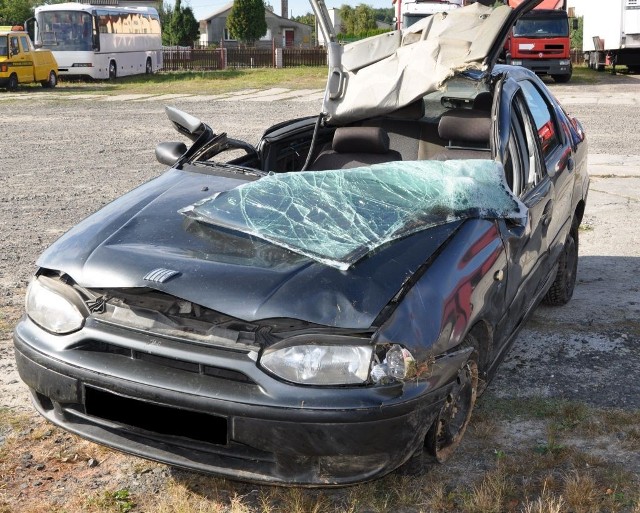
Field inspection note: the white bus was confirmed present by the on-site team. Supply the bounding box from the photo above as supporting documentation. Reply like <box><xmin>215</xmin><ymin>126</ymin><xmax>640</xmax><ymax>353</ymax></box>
<box><xmin>32</xmin><ymin>2</ymin><xmax>162</xmax><ymax>79</ymax></box>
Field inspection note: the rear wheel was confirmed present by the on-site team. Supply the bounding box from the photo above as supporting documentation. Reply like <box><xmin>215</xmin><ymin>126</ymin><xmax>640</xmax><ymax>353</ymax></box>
<box><xmin>109</xmin><ymin>60</ymin><xmax>117</xmax><ymax>80</ymax></box>
<box><xmin>41</xmin><ymin>70</ymin><xmax>57</xmax><ymax>88</ymax></box>
<box><xmin>8</xmin><ymin>73</ymin><xmax>18</xmax><ymax>91</ymax></box>
<box><xmin>145</xmin><ymin>57</ymin><xmax>153</xmax><ymax>75</ymax></box>
<box><xmin>543</xmin><ymin>226</ymin><xmax>578</xmax><ymax>306</ymax></box>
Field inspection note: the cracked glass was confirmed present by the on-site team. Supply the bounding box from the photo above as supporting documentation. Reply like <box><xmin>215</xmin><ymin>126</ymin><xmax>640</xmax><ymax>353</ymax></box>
<box><xmin>180</xmin><ymin>160</ymin><xmax>526</xmax><ymax>270</ymax></box>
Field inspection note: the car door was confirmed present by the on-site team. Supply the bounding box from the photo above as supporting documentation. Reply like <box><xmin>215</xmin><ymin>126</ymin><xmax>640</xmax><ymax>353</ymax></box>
<box><xmin>19</xmin><ymin>35</ymin><xmax>37</xmax><ymax>82</ymax></box>
<box><xmin>494</xmin><ymin>77</ymin><xmax>556</xmax><ymax>344</ymax></box>
<box><xmin>518</xmin><ymin>77</ymin><xmax>575</xmax><ymax>262</ymax></box>
<box><xmin>9</xmin><ymin>35</ymin><xmax>33</xmax><ymax>83</ymax></box>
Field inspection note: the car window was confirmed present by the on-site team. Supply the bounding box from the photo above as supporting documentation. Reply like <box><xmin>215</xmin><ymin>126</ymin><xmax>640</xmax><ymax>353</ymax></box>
<box><xmin>519</xmin><ymin>80</ymin><xmax>561</xmax><ymax>161</ymax></box>
<box><xmin>10</xmin><ymin>36</ymin><xmax>20</xmax><ymax>55</ymax></box>
<box><xmin>20</xmin><ymin>36</ymin><xmax>31</xmax><ymax>53</ymax></box>
<box><xmin>504</xmin><ymin>92</ymin><xmax>547</xmax><ymax>197</ymax></box>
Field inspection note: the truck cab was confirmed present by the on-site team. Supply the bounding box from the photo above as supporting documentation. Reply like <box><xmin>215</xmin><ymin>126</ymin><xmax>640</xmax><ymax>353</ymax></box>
<box><xmin>503</xmin><ymin>0</ymin><xmax>572</xmax><ymax>82</ymax></box>
<box><xmin>0</xmin><ymin>27</ymin><xmax>58</xmax><ymax>91</ymax></box>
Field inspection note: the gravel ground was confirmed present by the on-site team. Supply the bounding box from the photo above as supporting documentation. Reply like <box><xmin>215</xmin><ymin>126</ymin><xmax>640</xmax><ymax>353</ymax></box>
<box><xmin>1</xmin><ymin>75</ymin><xmax>639</xmax><ymax>508</ymax></box>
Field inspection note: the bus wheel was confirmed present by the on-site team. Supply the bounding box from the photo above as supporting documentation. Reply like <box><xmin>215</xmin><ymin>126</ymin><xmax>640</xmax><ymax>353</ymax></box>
<box><xmin>42</xmin><ymin>70</ymin><xmax>57</xmax><ymax>88</ymax></box>
<box><xmin>145</xmin><ymin>57</ymin><xmax>153</xmax><ymax>75</ymax></box>
<box><xmin>109</xmin><ymin>61</ymin><xmax>117</xmax><ymax>80</ymax></box>
<box><xmin>8</xmin><ymin>73</ymin><xmax>18</xmax><ymax>91</ymax></box>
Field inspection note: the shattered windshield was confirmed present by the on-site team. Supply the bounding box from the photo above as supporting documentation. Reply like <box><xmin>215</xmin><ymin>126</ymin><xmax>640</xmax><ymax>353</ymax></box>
<box><xmin>180</xmin><ymin>160</ymin><xmax>526</xmax><ymax>270</ymax></box>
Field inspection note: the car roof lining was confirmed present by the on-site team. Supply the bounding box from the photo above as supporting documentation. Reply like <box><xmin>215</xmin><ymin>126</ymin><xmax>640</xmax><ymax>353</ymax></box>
<box><xmin>323</xmin><ymin>4</ymin><xmax>512</xmax><ymax>124</ymax></box>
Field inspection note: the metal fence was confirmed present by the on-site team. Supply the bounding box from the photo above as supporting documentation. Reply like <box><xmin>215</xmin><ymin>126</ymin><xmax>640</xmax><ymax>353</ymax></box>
<box><xmin>283</xmin><ymin>48</ymin><xmax>327</xmax><ymax>67</ymax></box>
<box><xmin>226</xmin><ymin>47</ymin><xmax>274</xmax><ymax>68</ymax></box>
<box><xmin>161</xmin><ymin>46</ymin><xmax>327</xmax><ymax>71</ymax></box>
<box><xmin>162</xmin><ymin>47</ymin><xmax>225</xmax><ymax>71</ymax></box>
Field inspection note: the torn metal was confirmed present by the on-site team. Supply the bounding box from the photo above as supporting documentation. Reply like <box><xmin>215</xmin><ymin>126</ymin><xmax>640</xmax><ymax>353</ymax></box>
<box><xmin>322</xmin><ymin>3</ymin><xmax>512</xmax><ymax>123</ymax></box>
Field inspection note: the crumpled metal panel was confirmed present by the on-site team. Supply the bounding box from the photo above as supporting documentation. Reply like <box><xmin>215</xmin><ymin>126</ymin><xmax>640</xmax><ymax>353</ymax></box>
<box><xmin>180</xmin><ymin>160</ymin><xmax>526</xmax><ymax>270</ymax></box>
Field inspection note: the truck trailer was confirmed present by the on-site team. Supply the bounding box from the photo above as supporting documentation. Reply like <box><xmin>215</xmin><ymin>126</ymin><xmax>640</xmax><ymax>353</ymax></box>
<box><xmin>504</xmin><ymin>0</ymin><xmax>572</xmax><ymax>82</ymax></box>
<box><xmin>393</xmin><ymin>0</ymin><xmax>463</xmax><ymax>31</ymax></box>
<box><xmin>582</xmin><ymin>0</ymin><xmax>640</xmax><ymax>73</ymax></box>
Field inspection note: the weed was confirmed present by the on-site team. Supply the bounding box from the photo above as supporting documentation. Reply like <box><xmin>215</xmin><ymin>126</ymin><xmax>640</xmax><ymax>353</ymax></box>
<box><xmin>89</xmin><ymin>489</ymin><xmax>135</xmax><ymax>513</ymax></box>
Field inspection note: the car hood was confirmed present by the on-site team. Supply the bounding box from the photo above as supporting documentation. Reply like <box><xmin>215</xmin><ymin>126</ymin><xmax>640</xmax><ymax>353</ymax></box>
<box><xmin>318</xmin><ymin>0</ymin><xmax>542</xmax><ymax>123</ymax></box>
<box><xmin>37</xmin><ymin>166</ymin><xmax>463</xmax><ymax>329</ymax></box>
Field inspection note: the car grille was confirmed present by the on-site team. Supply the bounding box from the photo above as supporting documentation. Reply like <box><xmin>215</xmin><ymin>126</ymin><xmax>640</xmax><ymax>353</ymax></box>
<box><xmin>79</xmin><ymin>340</ymin><xmax>256</xmax><ymax>384</ymax></box>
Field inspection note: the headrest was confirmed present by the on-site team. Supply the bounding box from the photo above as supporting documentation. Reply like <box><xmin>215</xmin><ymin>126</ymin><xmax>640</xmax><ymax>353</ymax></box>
<box><xmin>438</xmin><ymin>109</ymin><xmax>491</xmax><ymax>143</ymax></box>
<box><xmin>473</xmin><ymin>92</ymin><xmax>493</xmax><ymax>112</ymax></box>
<box><xmin>332</xmin><ymin>127</ymin><xmax>391</xmax><ymax>154</ymax></box>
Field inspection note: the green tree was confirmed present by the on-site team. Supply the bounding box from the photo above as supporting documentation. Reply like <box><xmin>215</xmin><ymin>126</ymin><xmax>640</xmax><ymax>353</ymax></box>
<box><xmin>163</xmin><ymin>0</ymin><xmax>199</xmax><ymax>46</ymax></box>
<box><xmin>292</xmin><ymin>12</ymin><xmax>316</xmax><ymax>45</ymax></box>
<box><xmin>0</xmin><ymin>0</ymin><xmax>68</xmax><ymax>25</ymax></box>
<box><xmin>339</xmin><ymin>4</ymin><xmax>377</xmax><ymax>38</ymax></box>
<box><xmin>227</xmin><ymin>0</ymin><xmax>267</xmax><ymax>45</ymax></box>
<box><xmin>570</xmin><ymin>16</ymin><xmax>583</xmax><ymax>51</ymax></box>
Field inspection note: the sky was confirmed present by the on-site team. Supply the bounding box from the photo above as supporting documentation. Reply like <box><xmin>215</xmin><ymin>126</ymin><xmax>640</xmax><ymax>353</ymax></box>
<box><xmin>187</xmin><ymin>0</ymin><xmax>395</xmax><ymax>21</ymax></box>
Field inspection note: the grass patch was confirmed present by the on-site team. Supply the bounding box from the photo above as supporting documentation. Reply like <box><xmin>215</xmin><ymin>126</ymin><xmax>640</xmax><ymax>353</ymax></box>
<box><xmin>48</xmin><ymin>67</ymin><xmax>328</xmax><ymax>96</ymax></box>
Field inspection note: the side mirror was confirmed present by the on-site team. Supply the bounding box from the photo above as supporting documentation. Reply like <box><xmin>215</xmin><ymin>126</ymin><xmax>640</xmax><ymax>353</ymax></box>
<box><xmin>155</xmin><ymin>141</ymin><xmax>188</xmax><ymax>166</ymax></box>
<box><xmin>572</xmin><ymin>18</ymin><xmax>579</xmax><ymax>31</ymax></box>
<box><xmin>165</xmin><ymin>106</ymin><xmax>206</xmax><ymax>142</ymax></box>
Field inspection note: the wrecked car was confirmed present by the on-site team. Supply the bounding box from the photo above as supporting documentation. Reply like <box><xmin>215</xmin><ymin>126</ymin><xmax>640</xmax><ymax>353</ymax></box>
<box><xmin>14</xmin><ymin>0</ymin><xmax>588</xmax><ymax>485</ymax></box>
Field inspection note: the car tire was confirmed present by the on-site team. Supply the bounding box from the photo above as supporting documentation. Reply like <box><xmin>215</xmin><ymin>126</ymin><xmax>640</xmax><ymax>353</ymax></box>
<box><xmin>543</xmin><ymin>227</ymin><xmax>578</xmax><ymax>306</ymax></box>
<box><xmin>8</xmin><ymin>73</ymin><xmax>18</xmax><ymax>91</ymax></box>
<box><xmin>145</xmin><ymin>57</ymin><xmax>153</xmax><ymax>75</ymax></box>
<box><xmin>425</xmin><ymin>356</ymin><xmax>478</xmax><ymax>463</ymax></box>
<box><xmin>552</xmin><ymin>73</ymin><xmax>571</xmax><ymax>83</ymax></box>
<box><xmin>109</xmin><ymin>60</ymin><xmax>117</xmax><ymax>80</ymax></box>
<box><xmin>41</xmin><ymin>70</ymin><xmax>57</xmax><ymax>88</ymax></box>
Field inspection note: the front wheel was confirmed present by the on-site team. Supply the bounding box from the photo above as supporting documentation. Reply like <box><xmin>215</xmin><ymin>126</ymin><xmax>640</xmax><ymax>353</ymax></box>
<box><xmin>552</xmin><ymin>73</ymin><xmax>571</xmax><ymax>83</ymax></box>
<box><xmin>543</xmin><ymin>228</ymin><xmax>578</xmax><ymax>306</ymax></box>
<box><xmin>41</xmin><ymin>70</ymin><xmax>57</xmax><ymax>88</ymax></box>
<box><xmin>7</xmin><ymin>73</ymin><xmax>18</xmax><ymax>91</ymax></box>
<box><xmin>145</xmin><ymin>57</ymin><xmax>153</xmax><ymax>75</ymax></box>
<box><xmin>109</xmin><ymin>60</ymin><xmax>117</xmax><ymax>80</ymax></box>
<box><xmin>425</xmin><ymin>359</ymin><xmax>478</xmax><ymax>463</ymax></box>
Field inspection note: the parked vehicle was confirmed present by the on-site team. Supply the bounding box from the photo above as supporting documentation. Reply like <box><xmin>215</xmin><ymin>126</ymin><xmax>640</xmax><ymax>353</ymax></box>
<box><xmin>30</xmin><ymin>2</ymin><xmax>162</xmax><ymax>80</ymax></box>
<box><xmin>14</xmin><ymin>0</ymin><xmax>588</xmax><ymax>486</ymax></box>
<box><xmin>503</xmin><ymin>0</ymin><xmax>572</xmax><ymax>82</ymax></box>
<box><xmin>0</xmin><ymin>27</ymin><xmax>58</xmax><ymax>90</ymax></box>
<box><xmin>392</xmin><ymin>0</ymin><xmax>462</xmax><ymax>30</ymax></box>
<box><xmin>582</xmin><ymin>0</ymin><xmax>640</xmax><ymax>73</ymax></box>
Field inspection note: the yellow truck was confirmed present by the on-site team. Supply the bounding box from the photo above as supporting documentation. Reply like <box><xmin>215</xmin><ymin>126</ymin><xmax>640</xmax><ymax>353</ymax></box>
<box><xmin>0</xmin><ymin>27</ymin><xmax>58</xmax><ymax>90</ymax></box>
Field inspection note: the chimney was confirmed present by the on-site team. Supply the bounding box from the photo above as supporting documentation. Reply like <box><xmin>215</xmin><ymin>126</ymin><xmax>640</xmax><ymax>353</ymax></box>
<box><xmin>281</xmin><ymin>0</ymin><xmax>288</xmax><ymax>18</ymax></box>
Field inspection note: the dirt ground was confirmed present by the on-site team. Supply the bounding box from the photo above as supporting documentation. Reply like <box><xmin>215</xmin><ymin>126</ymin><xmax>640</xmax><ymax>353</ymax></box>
<box><xmin>0</xmin><ymin>74</ymin><xmax>639</xmax><ymax>511</ymax></box>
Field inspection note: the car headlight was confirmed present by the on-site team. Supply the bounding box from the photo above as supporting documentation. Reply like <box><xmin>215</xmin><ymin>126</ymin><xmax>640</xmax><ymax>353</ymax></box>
<box><xmin>370</xmin><ymin>344</ymin><xmax>416</xmax><ymax>384</ymax></box>
<box><xmin>25</xmin><ymin>276</ymin><xmax>86</xmax><ymax>334</ymax></box>
<box><xmin>559</xmin><ymin>60</ymin><xmax>570</xmax><ymax>66</ymax></box>
<box><xmin>260</xmin><ymin>338</ymin><xmax>373</xmax><ymax>385</ymax></box>
<box><xmin>511</xmin><ymin>60</ymin><xmax>523</xmax><ymax>66</ymax></box>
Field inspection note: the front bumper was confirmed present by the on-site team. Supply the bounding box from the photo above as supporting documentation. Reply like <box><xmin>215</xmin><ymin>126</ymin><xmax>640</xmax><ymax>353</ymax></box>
<box><xmin>14</xmin><ymin>318</ymin><xmax>468</xmax><ymax>485</ymax></box>
<box><xmin>507</xmin><ymin>58</ymin><xmax>571</xmax><ymax>76</ymax></box>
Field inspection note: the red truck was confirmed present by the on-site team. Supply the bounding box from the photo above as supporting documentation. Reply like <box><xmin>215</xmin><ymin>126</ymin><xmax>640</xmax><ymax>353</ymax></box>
<box><xmin>503</xmin><ymin>0</ymin><xmax>572</xmax><ymax>83</ymax></box>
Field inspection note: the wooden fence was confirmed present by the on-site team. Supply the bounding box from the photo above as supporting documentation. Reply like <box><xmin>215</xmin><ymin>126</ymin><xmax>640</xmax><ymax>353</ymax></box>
<box><xmin>161</xmin><ymin>46</ymin><xmax>327</xmax><ymax>71</ymax></box>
